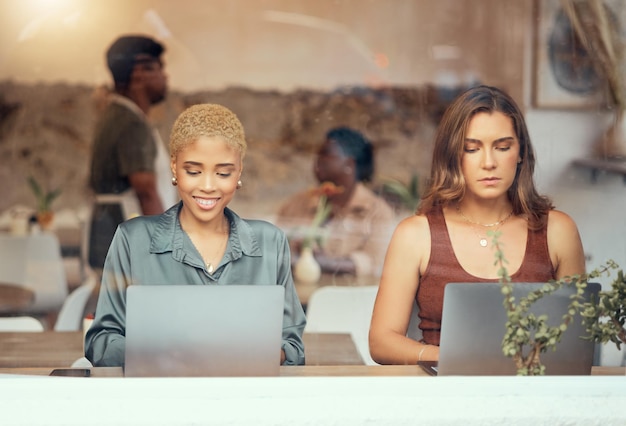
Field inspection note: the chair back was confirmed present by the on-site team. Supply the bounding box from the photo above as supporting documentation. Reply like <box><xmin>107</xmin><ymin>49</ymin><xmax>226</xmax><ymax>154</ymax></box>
<box><xmin>305</xmin><ymin>285</ymin><xmax>421</xmax><ymax>365</ymax></box>
<box><xmin>0</xmin><ymin>233</ymin><xmax>68</xmax><ymax>313</ymax></box>
<box><xmin>0</xmin><ymin>316</ymin><xmax>44</xmax><ymax>332</ymax></box>
<box><xmin>305</xmin><ymin>286</ymin><xmax>380</xmax><ymax>365</ymax></box>
<box><xmin>54</xmin><ymin>270</ymin><xmax>96</xmax><ymax>331</ymax></box>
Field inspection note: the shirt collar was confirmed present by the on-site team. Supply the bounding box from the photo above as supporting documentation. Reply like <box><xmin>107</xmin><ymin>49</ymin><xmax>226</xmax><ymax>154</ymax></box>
<box><xmin>149</xmin><ymin>202</ymin><xmax>262</xmax><ymax>259</ymax></box>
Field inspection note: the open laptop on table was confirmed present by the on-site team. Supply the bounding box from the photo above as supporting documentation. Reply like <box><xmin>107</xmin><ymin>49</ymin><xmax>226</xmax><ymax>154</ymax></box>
<box><xmin>124</xmin><ymin>284</ymin><xmax>284</xmax><ymax>377</ymax></box>
<box><xmin>419</xmin><ymin>282</ymin><xmax>600</xmax><ymax>376</ymax></box>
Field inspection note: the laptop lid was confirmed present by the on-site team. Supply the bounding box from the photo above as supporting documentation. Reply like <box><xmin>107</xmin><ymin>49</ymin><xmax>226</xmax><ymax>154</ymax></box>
<box><xmin>125</xmin><ymin>285</ymin><xmax>285</xmax><ymax>377</ymax></box>
<box><xmin>436</xmin><ymin>282</ymin><xmax>600</xmax><ymax>376</ymax></box>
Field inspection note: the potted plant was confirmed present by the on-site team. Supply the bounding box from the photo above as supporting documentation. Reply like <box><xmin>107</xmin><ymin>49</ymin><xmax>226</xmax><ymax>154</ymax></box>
<box><xmin>27</xmin><ymin>175</ymin><xmax>61</xmax><ymax>230</ymax></box>
<box><xmin>380</xmin><ymin>173</ymin><xmax>420</xmax><ymax>213</ymax></box>
<box><xmin>491</xmin><ymin>231</ymin><xmax>625</xmax><ymax>375</ymax></box>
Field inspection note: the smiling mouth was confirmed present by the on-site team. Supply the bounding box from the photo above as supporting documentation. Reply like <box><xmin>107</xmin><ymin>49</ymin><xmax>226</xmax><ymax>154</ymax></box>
<box><xmin>194</xmin><ymin>197</ymin><xmax>218</xmax><ymax>207</ymax></box>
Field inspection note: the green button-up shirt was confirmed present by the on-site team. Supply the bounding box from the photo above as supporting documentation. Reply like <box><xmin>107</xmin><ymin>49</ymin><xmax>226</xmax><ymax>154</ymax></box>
<box><xmin>85</xmin><ymin>203</ymin><xmax>306</xmax><ymax>367</ymax></box>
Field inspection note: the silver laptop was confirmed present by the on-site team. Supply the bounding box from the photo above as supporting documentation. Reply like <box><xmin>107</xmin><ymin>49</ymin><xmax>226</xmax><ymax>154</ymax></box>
<box><xmin>125</xmin><ymin>285</ymin><xmax>285</xmax><ymax>377</ymax></box>
<box><xmin>433</xmin><ymin>282</ymin><xmax>600</xmax><ymax>376</ymax></box>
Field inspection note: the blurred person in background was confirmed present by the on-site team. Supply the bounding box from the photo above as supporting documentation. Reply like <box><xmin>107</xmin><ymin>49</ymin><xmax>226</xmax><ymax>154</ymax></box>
<box><xmin>88</xmin><ymin>34</ymin><xmax>177</xmax><ymax>273</ymax></box>
<box><xmin>275</xmin><ymin>126</ymin><xmax>395</xmax><ymax>278</ymax></box>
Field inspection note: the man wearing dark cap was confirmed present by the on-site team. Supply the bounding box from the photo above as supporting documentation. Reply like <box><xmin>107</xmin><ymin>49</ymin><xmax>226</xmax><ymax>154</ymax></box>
<box><xmin>88</xmin><ymin>34</ymin><xmax>176</xmax><ymax>272</ymax></box>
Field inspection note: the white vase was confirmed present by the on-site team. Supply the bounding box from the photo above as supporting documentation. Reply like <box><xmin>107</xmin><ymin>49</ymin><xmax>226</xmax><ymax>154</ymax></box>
<box><xmin>293</xmin><ymin>247</ymin><xmax>321</xmax><ymax>284</ymax></box>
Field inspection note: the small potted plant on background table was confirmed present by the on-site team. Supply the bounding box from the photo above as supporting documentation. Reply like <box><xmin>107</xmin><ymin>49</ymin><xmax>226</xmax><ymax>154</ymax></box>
<box><xmin>27</xmin><ymin>175</ymin><xmax>61</xmax><ymax>231</ymax></box>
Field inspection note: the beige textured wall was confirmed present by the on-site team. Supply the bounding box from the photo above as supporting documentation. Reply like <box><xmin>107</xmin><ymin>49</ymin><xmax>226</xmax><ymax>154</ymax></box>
<box><xmin>0</xmin><ymin>0</ymin><xmax>529</xmax><ymax>220</ymax></box>
<box><xmin>0</xmin><ymin>0</ymin><xmax>527</xmax><ymax>97</ymax></box>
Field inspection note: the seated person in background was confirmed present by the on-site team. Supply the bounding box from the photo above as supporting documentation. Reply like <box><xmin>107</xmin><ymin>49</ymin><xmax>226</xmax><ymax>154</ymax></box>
<box><xmin>85</xmin><ymin>103</ymin><xmax>306</xmax><ymax>367</ymax></box>
<box><xmin>369</xmin><ymin>85</ymin><xmax>585</xmax><ymax>364</ymax></box>
<box><xmin>275</xmin><ymin>127</ymin><xmax>395</xmax><ymax>278</ymax></box>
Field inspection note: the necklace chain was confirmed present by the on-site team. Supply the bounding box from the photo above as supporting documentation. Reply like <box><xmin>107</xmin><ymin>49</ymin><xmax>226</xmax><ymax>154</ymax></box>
<box><xmin>190</xmin><ymin>217</ymin><xmax>229</xmax><ymax>275</ymax></box>
<box><xmin>456</xmin><ymin>205</ymin><xmax>513</xmax><ymax>227</ymax></box>
<box><xmin>456</xmin><ymin>205</ymin><xmax>513</xmax><ymax>248</ymax></box>
<box><xmin>206</xmin><ymin>232</ymin><xmax>228</xmax><ymax>274</ymax></box>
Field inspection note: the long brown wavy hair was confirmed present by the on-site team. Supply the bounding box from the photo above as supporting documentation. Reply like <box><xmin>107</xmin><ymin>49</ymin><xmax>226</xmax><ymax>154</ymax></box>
<box><xmin>417</xmin><ymin>85</ymin><xmax>553</xmax><ymax>229</ymax></box>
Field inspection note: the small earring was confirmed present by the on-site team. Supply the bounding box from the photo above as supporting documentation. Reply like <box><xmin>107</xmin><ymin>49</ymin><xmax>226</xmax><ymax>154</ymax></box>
<box><xmin>237</xmin><ymin>180</ymin><xmax>242</xmax><ymax>189</ymax></box>
<box><xmin>517</xmin><ymin>158</ymin><xmax>522</xmax><ymax>164</ymax></box>
<box><xmin>171</xmin><ymin>176</ymin><xmax>178</xmax><ymax>186</ymax></box>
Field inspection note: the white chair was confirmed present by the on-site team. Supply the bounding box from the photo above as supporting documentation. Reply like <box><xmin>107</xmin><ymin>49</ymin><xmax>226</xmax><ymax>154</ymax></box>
<box><xmin>71</xmin><ymin>357</ymin><xmax>94</xmax><ymax>368</ymax></box>
<box><xmin>54</xmin><ymin>269</ymin><xmax>97</xmax><ymax>331</ymax></box>
<box><xmin>0</xmin><ymin>233</ymin><xmax>68</xmax><ymax>314</ymax></box>
<box><xmin>304</xmin><ymin>286</ymin><xmax>380</xmax><ymax>365</ymax></box>
<box><xmin>0</xmin><ymin>316</ymin><xmax>44</xmax><ymax>332</ymax></box>
<box><xmin>305</xmin><ymin>285</ymin><xmax>421</xmax><ymax>365</ymax></box>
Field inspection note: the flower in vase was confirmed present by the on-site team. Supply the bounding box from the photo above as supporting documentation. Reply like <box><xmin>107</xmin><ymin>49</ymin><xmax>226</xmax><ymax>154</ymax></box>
<box><xmin>301</xmin><ymin>181</ymin><xmax>344</xmax><ymax>249</ymax></box>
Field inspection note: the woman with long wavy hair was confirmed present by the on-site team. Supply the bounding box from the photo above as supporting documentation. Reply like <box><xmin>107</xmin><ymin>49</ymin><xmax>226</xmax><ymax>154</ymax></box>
<box><xmin>369</xmin><ymin>85</ymin><xmax>585</xmax><ymax>365</ymax></box>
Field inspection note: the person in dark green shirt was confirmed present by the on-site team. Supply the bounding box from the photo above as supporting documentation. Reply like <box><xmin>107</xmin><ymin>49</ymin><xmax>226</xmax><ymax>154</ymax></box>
<box><xmin>86</xmin><ymin>103</ymin><xmax>306</xmax><ymax>367</ymax></box>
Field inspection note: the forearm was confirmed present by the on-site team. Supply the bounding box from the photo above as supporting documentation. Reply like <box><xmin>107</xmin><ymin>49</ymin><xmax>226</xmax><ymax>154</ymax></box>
<box><xmin>136</xmin><ymin>190</ymin><xmax>163</xmax><ymax>215</ymax></box>
<box><xmin>85</xmin><ymin>330</ymin><xmax>125</xmax><ymax>367</ymax></box>
<box><xmin>281</xmin><ymin>337</ymin><xmax>305</xmax><ymax>365</ymax></box>
<box><xmin>369</xmin><ymin>331</ymin><xmax>438</xmax><ymax>365</ymax></box>
<box><xmin>129</xmin><ymin>172</ymin><xmax>164</xmax><ymax>215</ymax></box>
<box><xmin>85</xmin><ymin>228</ymin><xmax>130</xmax><ymax>367</ymax></box>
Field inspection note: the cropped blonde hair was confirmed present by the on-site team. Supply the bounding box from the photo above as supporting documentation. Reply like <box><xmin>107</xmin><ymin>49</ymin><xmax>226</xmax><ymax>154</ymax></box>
<box><xmin>169</xmin><ymin>103</ymin><xmax>247</xmax><ymax>159</ymax></box>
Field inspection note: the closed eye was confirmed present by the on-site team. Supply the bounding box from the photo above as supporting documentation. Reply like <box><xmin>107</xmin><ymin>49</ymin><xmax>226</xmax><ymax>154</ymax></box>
<box><xmin>464</xmin><ymin>142</ymin><xmax>480</xmax><ymax>153</ymax></box>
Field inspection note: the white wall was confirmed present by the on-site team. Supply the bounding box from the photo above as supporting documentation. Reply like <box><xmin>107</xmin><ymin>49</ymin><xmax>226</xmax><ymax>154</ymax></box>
<box><xmin>526</xmin><ymin>109</ymin><xmax>626</xmax><ymax>367</ymax></box>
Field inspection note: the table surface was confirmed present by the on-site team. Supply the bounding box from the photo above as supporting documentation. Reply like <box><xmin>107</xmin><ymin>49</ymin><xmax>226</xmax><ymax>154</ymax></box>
<box><xmin>1</xmin><ymin>330</ymin><xmax>623</xmax><ymax>377</ymax></box>
<box><xmin>0</xmin><ymin>330</ymin><xmax>363</xmax><ymax>368</ymax></box>
<box><xmin>0</xmin><ymin>282</ymin><xmax>35</xmax><ymax>315</ymax></box>
<box><xmin>0</xmin><ymin>365</ymin><xmax>623</xmax><ymax>378</ymax></box>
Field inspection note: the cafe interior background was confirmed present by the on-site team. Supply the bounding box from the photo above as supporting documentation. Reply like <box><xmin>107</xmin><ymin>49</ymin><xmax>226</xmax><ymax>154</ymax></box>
<box><xmin>0</xmin><ymin>0</ymin><xmax>624</xmax><ymax>366</ymax></box>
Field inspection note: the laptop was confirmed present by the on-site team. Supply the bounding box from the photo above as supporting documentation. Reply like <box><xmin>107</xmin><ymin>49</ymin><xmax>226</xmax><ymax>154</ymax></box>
<box><xmin>421</xmin><ymin>282</ymin><xmax>600</xmax><ymax>376</ymax></box>
<box><xmin>124</xmin><ymin>285</ymin><xmax>285</xmax><ymax>377</ymax></box>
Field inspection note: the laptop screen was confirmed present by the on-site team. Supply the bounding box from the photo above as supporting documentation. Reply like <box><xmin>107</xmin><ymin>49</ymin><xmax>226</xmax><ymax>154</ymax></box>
<box><xmin>124</xmin><ymin>284</ymin><xmax>285</xmax><ymax>377</ymax></box>
<box><xmin>435</xmin><ymin>282</ymin><xmax>600</xmax><ymax>376</ymax></box>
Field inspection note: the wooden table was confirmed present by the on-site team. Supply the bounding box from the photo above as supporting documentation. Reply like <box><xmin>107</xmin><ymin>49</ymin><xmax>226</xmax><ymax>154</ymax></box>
<box><xmin>0</xmin><ymin>331</ymin><xmax>83</xmax><ymax>368</ymax></box>
<box><xmin>0</xmin><ymin>365</ymin><xmax>623</xmax><ymax>377</ymax></box>
<box><xmin>0</xmin><ymin>282</ymin><xmax>34</xmax><ymax>314</ymax></box>
<box><xmin>0</xmin><ymin>331</ymin><xmax>363</xmax><ymax>368</ymax></box>
<box><xmin>303</xmin><ymin>332</ymin><xmax>363</xmax><ymax>365</ymax></box>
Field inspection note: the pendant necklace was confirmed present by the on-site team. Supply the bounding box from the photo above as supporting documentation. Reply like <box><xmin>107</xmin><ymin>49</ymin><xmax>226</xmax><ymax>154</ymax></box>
<box><xmin>456</xmin><ymin>205</ymin><xmax>513</xmax><ymax>248</ymax></box>
<box><xmin>206</xmin><ymin>232</ymin><xmax>228</xmax><ymax>274</ymax></box>
<box><xmin>193</xmin><ymin>218</ymin><xmax>229</xmax><ymax>275</ymax></box>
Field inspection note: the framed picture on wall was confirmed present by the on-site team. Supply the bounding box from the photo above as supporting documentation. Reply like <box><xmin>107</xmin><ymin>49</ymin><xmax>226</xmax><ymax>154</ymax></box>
<box><xmin>532</xmin><ymin>0</ymin><xmax>617</xmax><ymax>109</ymax></box>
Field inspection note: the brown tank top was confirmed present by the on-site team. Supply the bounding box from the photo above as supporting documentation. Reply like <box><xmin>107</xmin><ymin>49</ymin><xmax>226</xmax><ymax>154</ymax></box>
<box><xmin>417</xmin><ymin>207</ymin><xmax>555</xmax><ymax>345</ymax></box>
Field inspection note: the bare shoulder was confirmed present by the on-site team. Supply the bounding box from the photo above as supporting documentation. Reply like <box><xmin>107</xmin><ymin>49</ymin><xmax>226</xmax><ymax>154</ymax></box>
<box><xmin>547</xmin><ymin>209</ymin><xmax>580</xmax><ymax>234</ymax></box>
<box><xmin>386</xmin><ymin>214</ymin><xmax>431</xmax><ymax>265</ymax></box>
<box><xmin>547</xmin><ymin>209</ymin><xmax>585</xmax><ymax>277</ymax></box>
<box><xmin>392</xmin><ymin>214</ymin><xmax>430</xmax><ymax>243</ymax></box>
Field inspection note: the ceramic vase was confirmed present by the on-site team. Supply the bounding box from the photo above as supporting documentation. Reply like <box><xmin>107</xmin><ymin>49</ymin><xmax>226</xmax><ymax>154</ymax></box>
<box><xmin>294</xmin><ymin>247</ymin><xmax>321</xmax><ymax>284</ymax></box>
